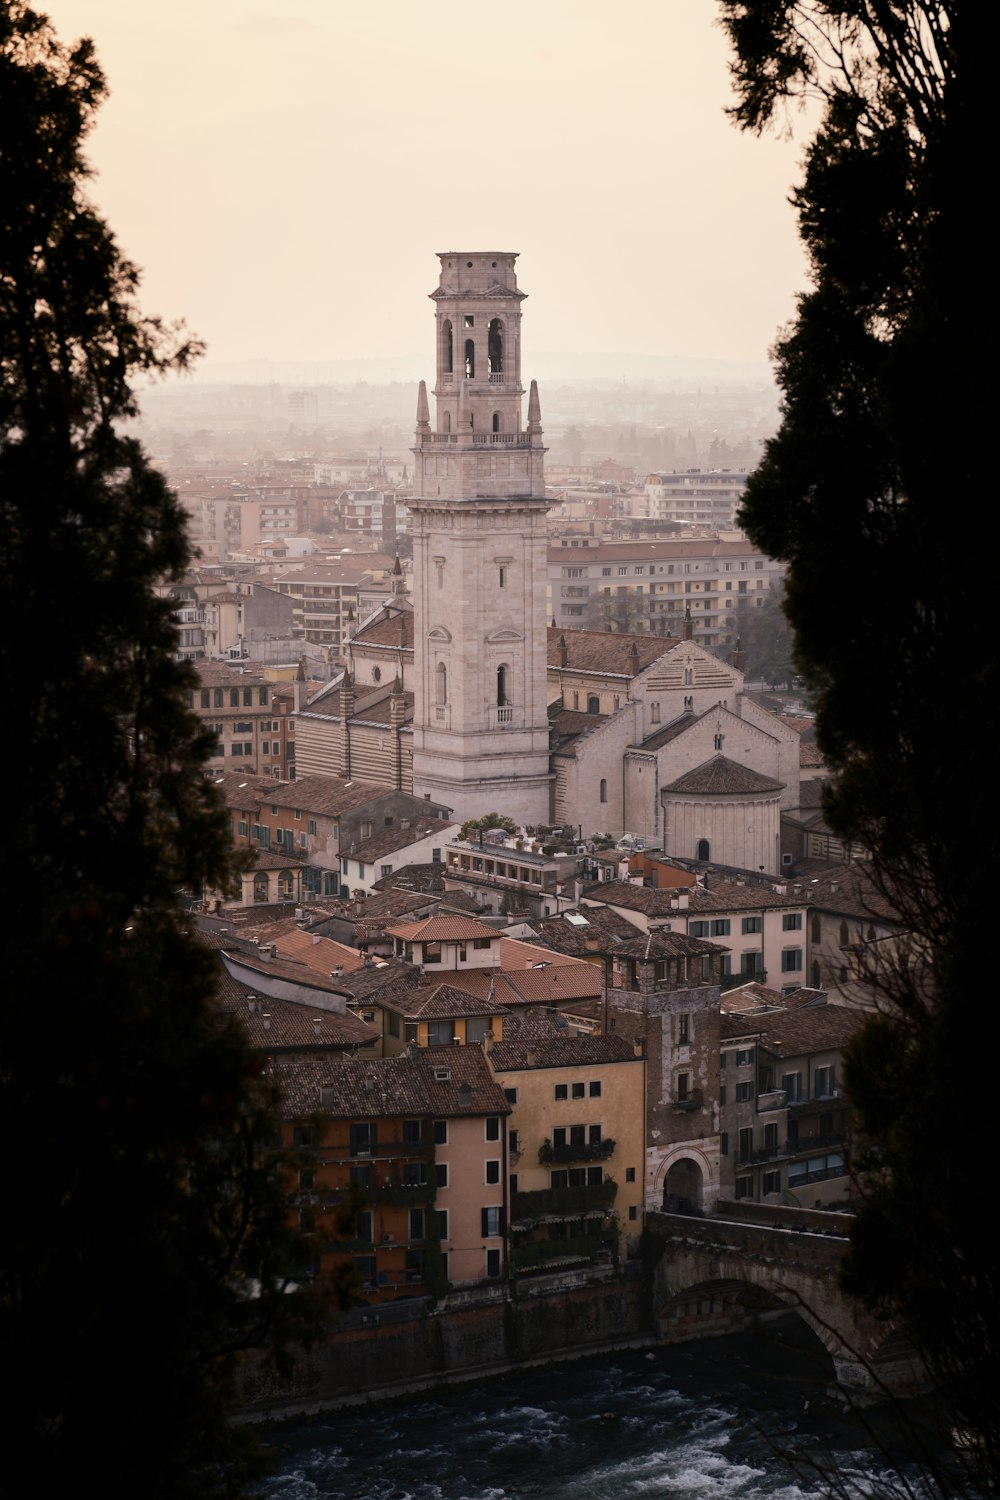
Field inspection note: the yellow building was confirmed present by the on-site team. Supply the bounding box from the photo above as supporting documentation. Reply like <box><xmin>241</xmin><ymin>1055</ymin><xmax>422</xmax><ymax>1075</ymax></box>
<box><xmin>487</xmin><ymin>1022</ymin><xmax>645</xmax><ymax>1267</ymax></box>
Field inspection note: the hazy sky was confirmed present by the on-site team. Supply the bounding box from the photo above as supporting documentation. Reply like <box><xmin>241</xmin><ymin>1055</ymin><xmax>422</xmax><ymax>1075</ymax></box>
<box><xmin>41</xmin><ymin>1</ymin><xmax>812</xmax><ymax>373</ymax></box>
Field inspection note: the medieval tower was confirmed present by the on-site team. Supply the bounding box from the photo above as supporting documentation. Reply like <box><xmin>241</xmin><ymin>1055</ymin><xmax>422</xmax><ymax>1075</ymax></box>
<box><xmin>410</xmin><ymin>252</ymin><xmax>552</xmax><ymax>825</ymax></box>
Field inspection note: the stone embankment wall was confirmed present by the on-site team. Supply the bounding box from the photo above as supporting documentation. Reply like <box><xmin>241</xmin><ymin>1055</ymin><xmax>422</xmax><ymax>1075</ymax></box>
<box><xmin>241</xmin><ymin>1268</ymin><xmax>647</xmax><ymax>1418</ymax></box>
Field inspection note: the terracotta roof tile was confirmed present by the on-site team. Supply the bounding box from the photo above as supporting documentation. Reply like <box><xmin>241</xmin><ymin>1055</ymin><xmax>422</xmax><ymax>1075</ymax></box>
<box><xmin>346</xmin><ymin>818</ymin><xmax>456</xmax><ymax>862</ymax></box>
<box><xmin>265</xmin><ymin>775</ymin><xmax>389</xmax><ymax>817</ymax></box>
<box><xmin>386</xmin><ymin>915</ymin><xmax>499</xmax><ymax>942</ymax></box>
<box><xmin>546</xmin><ymin>625</ymin><xmax>677</xmax><ymax>676</ymax></box>
<box><xmin>226</xmin><ymin>993</ymin><xmax>379</xmax><ymax>1052</ymax></box>
<box><xmin>663</xmin><ymin>755</ymin><xmax>784</xmax><ymax>796</ymax></box>
<box><xmin>490</xmin><ymin>1031</ymin><xmax>639</xmax><ymax>1071</ymax></box>
<box><xmin>270</xmin><ymin>1048</ymin><xmax>509</xmax><ymax>1119</ymax></box>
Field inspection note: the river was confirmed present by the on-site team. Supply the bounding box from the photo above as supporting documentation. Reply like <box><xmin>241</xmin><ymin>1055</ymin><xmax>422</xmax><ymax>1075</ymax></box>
<box><xmin>259</xmin><ymin>1319</ymin><xmax>963</xmax><ymax>1500</ymax></box>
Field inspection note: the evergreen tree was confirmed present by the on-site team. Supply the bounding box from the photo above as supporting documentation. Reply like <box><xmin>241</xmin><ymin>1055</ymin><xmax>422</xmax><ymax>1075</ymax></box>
<box><xmin>0</xmin><ymin>7</ymin><xmax>316</xmax><ymax>1494</ymax></box>
<box><xmin>720</xmin><ymin>2</ymin><xmax>995</xmax><ymax>1484</ymax></box>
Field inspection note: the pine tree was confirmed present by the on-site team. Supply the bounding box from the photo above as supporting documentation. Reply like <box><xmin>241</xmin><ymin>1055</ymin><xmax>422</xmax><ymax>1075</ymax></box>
<box><xmin>0</xmin><ymin>7</ymin><xmax>316</xmax><ymax>1493</ymax></box>
<box><xmin>720</xmin><ymin>3</ymin><xmax>995</xmax><ymax>1485</ymax></box>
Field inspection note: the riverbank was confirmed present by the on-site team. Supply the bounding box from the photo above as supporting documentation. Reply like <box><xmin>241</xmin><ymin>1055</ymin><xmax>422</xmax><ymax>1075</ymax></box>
<box><xmin>240</xmin><ymin>1265</ymin><xmax>647</xmax><ymax>1421</ymax></box>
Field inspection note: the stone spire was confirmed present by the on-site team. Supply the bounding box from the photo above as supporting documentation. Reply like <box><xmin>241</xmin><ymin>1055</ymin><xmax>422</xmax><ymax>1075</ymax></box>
<box><xmin>527</xmin><ymin>378</ymin><xmax>542</xmax><ymax>437</ymax></box>
<box><xmin>416</xmin><ymin>379</ymin><xmax>430</xmax><ymax>432</ymax></box>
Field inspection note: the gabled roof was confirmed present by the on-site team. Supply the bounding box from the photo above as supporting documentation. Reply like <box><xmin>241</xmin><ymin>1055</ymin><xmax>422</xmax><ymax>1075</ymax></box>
<box><xmin>350</xmin><ymin>608</ymin><xmax>414</xmax><ymax>651</ymax></box>
<box><xmin>546</xmin><ymin>626</ymin><xmax>677</xmax><ymax>677</ymax></box>
<box><xmin>273</xmin><ymin>928</ymin><xmax>367</xmax><ymax>975</ymax></box>
<box><xmin>452</xmin><ymin>964</ymin><xmax>603</xmax><ymax>1007</ymax></box>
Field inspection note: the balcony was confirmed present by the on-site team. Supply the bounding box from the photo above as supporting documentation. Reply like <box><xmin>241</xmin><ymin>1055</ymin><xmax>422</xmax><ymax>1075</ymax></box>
<box><xmin>538</xmin><ymin>1138</ymin><xmax>615</xmax><ymax>1165</ymax></box>
<box><xmin>672</xmin><ymin>1090</ymin><xmax>704</xmax><ymax>1112</ymax></box>
<box><xmin>512</xmin><ymin>1181</ymin><xmax>617</xmax><ymax>1223</ymax></box>
<box><xmin>513</xmin><ymin>1231</ymin><xmax>615</xmax><ymax>1271</ymax></box>
<box><xmin>757</xmin><ymin>1088</ymin><xmax>786</xmax><ymax>1111</ymax></box>
<box><xmin>721</xmin><ymin>967</ymin><xmax>767</xmax><ymax>990</ymax></box>
<box><xmin>326</xmin><ymin>1178</ymin><xmax>435</xmax><ymax>1207</ymax></box>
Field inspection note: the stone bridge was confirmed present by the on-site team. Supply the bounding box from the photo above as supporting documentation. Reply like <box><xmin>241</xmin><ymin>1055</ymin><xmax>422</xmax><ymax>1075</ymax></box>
<box><xmin>647</xmin><ymin>1209</ymin><xmax>923</xmax><ymax>1396</ymax></box>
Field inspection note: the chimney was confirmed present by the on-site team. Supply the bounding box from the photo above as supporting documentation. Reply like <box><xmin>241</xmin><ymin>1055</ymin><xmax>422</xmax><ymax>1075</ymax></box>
<box><xmin>628</xmin><ymin>640</ymin><xmax>641</xmax><ymax>676</ymax></box>
<box><xmin>312</xmin><ymin>1017</ymin><xmax>322</xmax><ymax>1035</ymax></box>
<box><xmin>731</xmin><ymin>634</ymin><xmax>746</xmax><ymax>674</ymax></box>
<box><xmin>558</xmin><ymin>634</ymin><xmax>569</xmax><ymax>668</ymax></box>
<box><xmin>262</xmin><ymin>1013</ymin><xmax>271</xmax><ymax>1030</ymax></box>
<box><xmin>682</xmin><ymin>605</ymin><xmax>693</xmax><ymax>642</ymax></box>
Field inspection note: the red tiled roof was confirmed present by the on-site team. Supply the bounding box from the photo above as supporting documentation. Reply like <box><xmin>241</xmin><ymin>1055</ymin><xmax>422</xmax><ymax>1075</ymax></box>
<box><xmin>386</xmin><ymin>915</ymin><xmax>499</xmax><ymax>942</ymax></box>
<box><xmin>663</xmin><ymin>755</ymin><xmax>784</xmax><ymax>796</ymax></box>
<box><xmin>546</xmin><ymin>626</ymin><xmax>678</xmax><ymax>676</ymax></box>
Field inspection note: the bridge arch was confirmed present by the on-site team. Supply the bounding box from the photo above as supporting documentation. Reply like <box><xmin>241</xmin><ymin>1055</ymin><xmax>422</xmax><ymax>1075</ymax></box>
<box><xmin>646</xmin><ymin>1211</ymin><xmax>922</xmax><ymax>1396</ymax></box>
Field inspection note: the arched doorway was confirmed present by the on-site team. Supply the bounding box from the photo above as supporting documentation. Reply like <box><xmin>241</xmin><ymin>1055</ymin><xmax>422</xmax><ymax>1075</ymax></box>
<box><xmin>663</xmin><ymin>1157</ymin><xmax>703</xmax><ymax>1215</ymax></box>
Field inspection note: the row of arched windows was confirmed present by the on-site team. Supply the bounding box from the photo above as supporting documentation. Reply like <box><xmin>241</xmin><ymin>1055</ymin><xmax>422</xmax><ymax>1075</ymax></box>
<box><xmin>440</xmin><ymin>317</ymin><xmax>505</xmax><ymax>377</ymax></box>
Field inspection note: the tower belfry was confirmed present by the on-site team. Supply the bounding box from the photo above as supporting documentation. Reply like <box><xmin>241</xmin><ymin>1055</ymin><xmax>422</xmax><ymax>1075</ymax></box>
<box><xmin>413</xmin><ymin>251</ymin><xmax>546</xmax><ymax>500</ymax></box>
<box><xmin>409</xmin><ymin>252</ymin><xmax>552</xmax><ymax>825</ymax></box>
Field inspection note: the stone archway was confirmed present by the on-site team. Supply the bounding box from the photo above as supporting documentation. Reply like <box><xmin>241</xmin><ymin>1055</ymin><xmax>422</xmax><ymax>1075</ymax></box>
<box><xmin>663</xmin><ymin>1157</ymin><xmax>703</xmax><ymax>1215</ymax></box>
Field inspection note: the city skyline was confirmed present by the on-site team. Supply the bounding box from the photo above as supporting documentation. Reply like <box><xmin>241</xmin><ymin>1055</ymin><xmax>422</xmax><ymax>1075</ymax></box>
<box><xmin>41</xmin><ymin>0</ymin><xmax>812</xmax><ymax>373</ymax></box>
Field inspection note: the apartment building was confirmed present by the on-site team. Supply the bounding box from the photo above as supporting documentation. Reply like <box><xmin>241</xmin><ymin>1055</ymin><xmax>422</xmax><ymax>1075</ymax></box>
<box><xmin>488</xmin><ymin>1021</ymin><xmax>646</xmax><ymax>1265</ymax></box>
<box><xmin>276</xmin><ymin>1048</ymin><xmax>510</xmax><ymax>1299</ymax></box>
<box><xmin>719</xmin><ymin>998</ymin><xmax>861</xmax><ymax>1209</ymax></box>
<box><xmin>271</xmin><ymin>557</ymin><xmax>397</xmax><ymax>656</ymax></box>
<box><xmin>638</xmin><ymin>469</ymin><xmax>749</xmax><ymax>529</ymax></box>
<box><xmin>548</xmin><ymin>536</ymin><xmax>783</xmax><ymax>648</ymax></box>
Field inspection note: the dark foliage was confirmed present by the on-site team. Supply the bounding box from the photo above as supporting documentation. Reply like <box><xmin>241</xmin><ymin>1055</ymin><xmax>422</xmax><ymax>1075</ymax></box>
<box><xmin>719</xmin><ymin>2</ymin><xmax>995</xmax><ymax>1486</ymax></box>
<box><xmin>0</xmin><ymin>6</ymin><xmax>321</xmax><ymax>1494</ymax></box>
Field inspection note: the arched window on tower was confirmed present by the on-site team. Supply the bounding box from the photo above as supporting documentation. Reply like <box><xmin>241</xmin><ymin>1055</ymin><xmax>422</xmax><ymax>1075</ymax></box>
<box><xmin>442</xmin><ymin>319</ymin><xmax>453</xmax><ymax>374</ymax></box>
<box><xmin>442</xmin><ymin>411</ymin><xmax>451</xmax><ymax>432</ymax></box>
<box><xmin>696</xmin><ymin>838</ymin><xmax>710</xmax><ymax>860</ymax></box>
<box><xmin>464</xmin><ymin>339</ymin><xmax>475</xmax><ymax>379</ymax></box>
<box><xmin>492</xmin><ymin>411</ymin><xmax>502</xmax><ymax>433</ymax></box>
<box><xmin>488</xmin><ymin>318</ymin><xmax>504</xmax><ymax>375</ymax></box>
<box><xmin>599</xmin><ymin>778</ymin><xmax>608</xmax><ymax>804</ymax></box>
<box><xmin>436</xmin><ymin>662</ymin><xmax>447</xmax><ymax>706</ymax></box>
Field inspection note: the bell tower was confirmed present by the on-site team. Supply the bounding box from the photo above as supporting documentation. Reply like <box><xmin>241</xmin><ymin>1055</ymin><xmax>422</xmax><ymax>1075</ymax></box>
<box><xmin>410</xmin><ymin>252</ymin><xmax>552</xmax><ymax>826</ymax></box>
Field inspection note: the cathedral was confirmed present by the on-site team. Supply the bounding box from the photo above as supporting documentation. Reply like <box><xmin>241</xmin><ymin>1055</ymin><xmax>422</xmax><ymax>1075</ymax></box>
<box><xmin>292</xmin><ymin>252</ymin><xmax>801</xmax><ymax>871</ymax></box>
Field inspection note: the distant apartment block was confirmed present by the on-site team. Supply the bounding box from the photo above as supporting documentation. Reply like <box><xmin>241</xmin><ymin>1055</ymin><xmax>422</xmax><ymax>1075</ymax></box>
<box><xmin>638</xmin><ymin>469</ymin><xmax>749</xmax><ymax>529</ymax></box>
<box><xmin>548</xmin><ymin>535</ymin><xmax>783</xmax><ymax>647</ymax></box>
